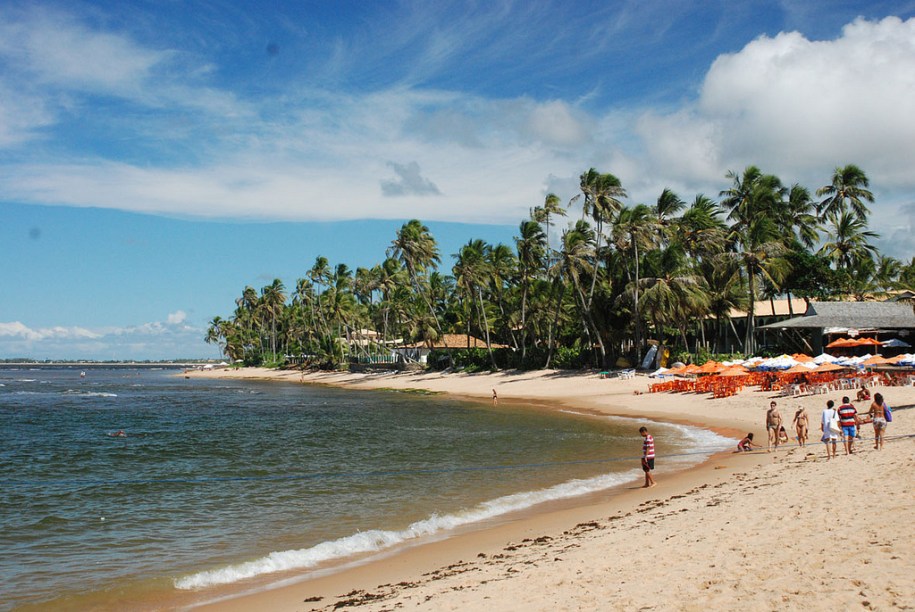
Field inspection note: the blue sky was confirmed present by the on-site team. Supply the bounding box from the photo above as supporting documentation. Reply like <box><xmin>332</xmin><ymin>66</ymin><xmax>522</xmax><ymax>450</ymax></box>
<box><xmin>2</xmin><ymin>1</ymin><xmax>915</xmax><ymax>360</ymax></box>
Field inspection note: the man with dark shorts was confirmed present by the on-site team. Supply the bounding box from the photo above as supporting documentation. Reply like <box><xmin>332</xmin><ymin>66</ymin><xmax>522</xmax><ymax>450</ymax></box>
<box><xmin>640</xmin><ymin>426</ymin><xmax>656</xmax><ymax>488</ymax></box>
<box><xmin>837</xmin><ymin>396</ymin><xmax>858</xmax><ymax>455</ymax></box>
<box><xmin>766</xmin><ymin>401</ymin><xmax>783</xmax><ymax>452</ymax></box>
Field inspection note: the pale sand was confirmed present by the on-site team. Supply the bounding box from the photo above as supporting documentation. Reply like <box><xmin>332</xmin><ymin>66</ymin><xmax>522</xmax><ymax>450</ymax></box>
<box><xmin>183</xmin><ymin>367</ymin><xmax>914</xmax><ymax>611</ymax></box>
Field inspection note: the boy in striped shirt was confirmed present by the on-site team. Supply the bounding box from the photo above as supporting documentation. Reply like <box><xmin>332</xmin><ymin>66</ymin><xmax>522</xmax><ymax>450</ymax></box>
<box><xmin>640</xmin><ymin>426</ymin><xmax>656</xmax><ymax>488</ymax></box>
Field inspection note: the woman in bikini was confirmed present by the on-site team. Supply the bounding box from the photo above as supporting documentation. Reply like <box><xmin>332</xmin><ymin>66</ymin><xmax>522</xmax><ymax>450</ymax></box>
<box><xmin>792</xmin><ymin>405</ymin><xmax>809</xmax><ymax>447</ymax></box>
<box><xmin>868</xmin><ymin>392</ymin><xmax>888</xmax><ymax>450</ymax></box>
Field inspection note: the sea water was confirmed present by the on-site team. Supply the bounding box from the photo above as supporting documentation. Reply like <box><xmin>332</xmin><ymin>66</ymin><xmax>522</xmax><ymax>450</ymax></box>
<box><xmin>0</xmin><ymin>367</ymin><xmax>733</xmax><ymax>610</ymax></box>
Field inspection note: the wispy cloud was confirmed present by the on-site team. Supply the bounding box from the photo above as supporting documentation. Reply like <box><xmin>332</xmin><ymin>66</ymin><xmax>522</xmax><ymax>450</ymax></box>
<box><xmin>1</xmin><ymin>6</ymin><xmax>914</xmax><ymax>236</ymax></box>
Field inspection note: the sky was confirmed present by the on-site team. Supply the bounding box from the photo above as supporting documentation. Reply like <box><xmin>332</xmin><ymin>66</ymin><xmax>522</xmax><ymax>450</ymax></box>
<box><xmin>2</xmin><ymin>0</ymin><xmax>915</xmax><ymax>360</ymax></box>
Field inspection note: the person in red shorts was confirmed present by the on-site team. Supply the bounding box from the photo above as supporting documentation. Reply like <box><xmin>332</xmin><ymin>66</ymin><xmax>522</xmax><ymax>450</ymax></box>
<box><xmin>837</xmin><ymin>396</ymin><xmax>858</xmax><ymax>455</ymax></box>
<box><xmin>639</xmin><ymin>426</ymin><xmax>656</xmax><ymax>488</ymax></box>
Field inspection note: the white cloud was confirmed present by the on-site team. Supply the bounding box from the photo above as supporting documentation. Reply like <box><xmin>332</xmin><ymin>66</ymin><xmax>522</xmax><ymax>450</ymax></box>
<box><xmin>1</xmin><ymin>9</ymin><xmax>914</xmax><ymax>238</ymax></box>
<box><xmin>167</xmin><ymin>310</ymin><xmax>187</xmax><ymax>325</ymax></box>
<box><xmin>0</xmin><ymin>316</ymin><xmax>205</xmax><ymax>360</ymax></box>
<box><xmin>0</xmin><ymin>321</ymin><xmax>100</xmax><ymax>341</ymax></box>
<box><xmin>0</xmin><ymin>10</ymin><xmax>164</xmax><ymax>94</ymax></box>
<box><xmin>636</xmin><ymin>16</ymin><xmax>915</xmax><ymax>192</ymax></box>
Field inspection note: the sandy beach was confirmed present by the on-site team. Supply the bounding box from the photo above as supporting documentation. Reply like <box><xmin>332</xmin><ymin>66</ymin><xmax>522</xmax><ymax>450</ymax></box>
<box><xmin>184</xmin><ymin>367</ymin><xmax>914</xmax><ymax>611</ymax></box>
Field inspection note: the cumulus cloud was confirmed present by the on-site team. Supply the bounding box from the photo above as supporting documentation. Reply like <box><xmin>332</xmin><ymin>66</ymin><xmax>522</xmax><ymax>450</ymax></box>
<box><xmin>0</xmin><ymin>315</ymin><xmax>204</xmax><ymax>360</ymax></box>
<box><xmin>167</xmin><ymin>310</ymin><xmax>187</xmax><ymax>325</ymax></box>
<box><xmin>0</xmin><ymin>321</ymin><xmax>101</xmax><ymax>341</ymax></box>
<box><xmin>381</xmin><ymin>161</ymin><xmax>442</xmax><ymax>197</ymax></box>
<box><xmin>637</xmin><ymin>16</ymin><xmax>915</xmax><ymax>193</ymax></box>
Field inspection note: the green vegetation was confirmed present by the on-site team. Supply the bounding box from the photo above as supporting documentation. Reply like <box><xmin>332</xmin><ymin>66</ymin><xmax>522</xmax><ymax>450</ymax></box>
<box><xmin>206</xmin><ymin>165</ymin><xmax>913</xmax><ymax>370</ymax></box>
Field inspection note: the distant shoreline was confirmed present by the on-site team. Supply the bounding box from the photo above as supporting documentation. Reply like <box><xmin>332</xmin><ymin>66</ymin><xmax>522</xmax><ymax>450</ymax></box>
<box><xmin>0</xmin><ymin>361</ymin><xmax>212</xmax><ymax>368</ymax></box>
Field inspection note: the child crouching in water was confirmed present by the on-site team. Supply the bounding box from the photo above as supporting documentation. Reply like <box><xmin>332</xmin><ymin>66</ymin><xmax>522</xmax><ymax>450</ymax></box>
<box><xmin>736</xmin><ymin>432</ymin><xmax>760</xmax><ymax>452</ymax></box>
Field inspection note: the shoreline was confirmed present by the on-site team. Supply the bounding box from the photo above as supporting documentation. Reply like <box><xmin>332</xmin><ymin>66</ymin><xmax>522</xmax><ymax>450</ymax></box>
<box><xmin>177</xmin><ymin>367</ymin><xmax>914</xmax><ymax>611</ymax></box>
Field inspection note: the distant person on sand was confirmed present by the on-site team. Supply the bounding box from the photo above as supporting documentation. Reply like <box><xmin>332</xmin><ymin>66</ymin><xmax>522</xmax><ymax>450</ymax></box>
<box><xmin>639</xmin><ymin>426</ymin><xmax>656</xmax><ymax>488</ymax></box>
<box><xmin>837</xmin><ymin>396</ymin><xmax>858</xmax><ymax>455</ymax></box>
<box><xmin>857</xmin><ymin>385</ymin><xmax>871</xmax><ymax>402</ymax></box>
<box><xmin>793</xmin><ymin>405</ymin><xmax>809</xmax><ymax>446</ymax></box>
<box><xmin>766</xmin><ymin>401</ymin><xmax>783</xmax><ymax>452</ymax></box>
<box><xmin>492</xmin><ymin>389</ymin><xmax>498</xmax><ymax>405</ymax></box>
<box><xmin>821</xmin><ymin>399</ymin><xmax>839</xmax><ymax>460</ymax></box>
<box><xmin>868</xmin><ymin>392</ymin><xmax>889</xmax><ymax>450</ymax></box>
<box><xmin>736</xmin><ymin>433</ymin><xmax>760</xmax><ymax>452</ymax></box>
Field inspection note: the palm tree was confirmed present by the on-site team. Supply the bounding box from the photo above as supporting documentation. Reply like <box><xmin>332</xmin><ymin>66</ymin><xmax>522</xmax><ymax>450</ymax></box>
<box><xmin>558</xmin><ymin>220</ymin><xmax>606</xmax><ymax>367</ymax></box>
<box><xmin>720</xmin><ymin>167</ymin><xmax>789</xmax><ymax>354</ymax></box>
<box><xmin>453</xmin><ymin>239</ymin><xmax>496</xmax><ymax>368</ymax></box>
<box><xmin>515</xmin><ymin>220</ymin><xmax>546</xmax><ymax>362</ymax></box>
<box><xmin>580</xmin><ymin>168</ymin><xmax>627</xmax><ymax>306</ymax></box>
<box><xmin>612</xmin><ymin>204</ymin><xmax>661</xmax><ymax>363</ymax></box>
<box><xmin>674</xmin><ymin>194</ymin><xmax>726</xmax><ymax>262</ymax></box>
<box><xmin>780</xmin><ymin>184</ymin><xmax>820</xmax><ymax>249</ymax></box>
<box><xmin>816</xmin><ymin>164</ymin><xmax>874</xmax><ymax>222</ymax></box>
<box><xmin>819</xmin><ymin>211</ymin><xmax>879</xmax><ymax>271</ymax></box>
<box><xmin>389</xmin><ymin>221</ymin><xmax>454</xmax><ymax>366</ymax></box>
<box><xmin>637</xmin><ymin>245</ymin><xmax>711</xmax><ymax>352</ymax></box>
<box><xmin>261</xmin><ymin>279</ymin><xmax>286</xmax><ymax>358</ymax></box>
<box><xmin>531</xmin><ymin>192</ymin><xmax>567</xmax><ymax>252</ymax></box>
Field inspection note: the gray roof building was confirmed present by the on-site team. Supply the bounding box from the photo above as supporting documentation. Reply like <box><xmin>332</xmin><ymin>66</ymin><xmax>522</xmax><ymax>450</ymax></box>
<box><xmin>759</xmin><ymin>301</ymin><xmax>915</xmax><ymax>330</ymax></box>
<box><xmin>759</xmin><ymin>301</ymin><xmax>915</xmax><ymax>353</ymax></box>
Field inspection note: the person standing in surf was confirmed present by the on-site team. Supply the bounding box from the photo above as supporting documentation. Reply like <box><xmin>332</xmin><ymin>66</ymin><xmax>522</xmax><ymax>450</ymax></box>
<box><xmin>639</xmin><ymin>426</ymin><xmax>656</xmax><ymax>488</ymax></box>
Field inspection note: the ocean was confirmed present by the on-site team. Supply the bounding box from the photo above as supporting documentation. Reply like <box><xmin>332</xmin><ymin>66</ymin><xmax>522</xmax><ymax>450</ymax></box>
<box><xmin>0</xmin><ymin>366</ymin><xmax>733</xmax><ymax>610</ymax></box>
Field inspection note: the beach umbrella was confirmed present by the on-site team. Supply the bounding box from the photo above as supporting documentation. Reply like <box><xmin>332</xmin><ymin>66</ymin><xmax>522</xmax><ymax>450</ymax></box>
<box><xmin>719</xmin><ymin>365</ymin><xmax>750</xmax><ymax>377</ymax></box>
<box><xmin>783</xmin><ymin>363</ymin><xmax>814</xmax><ymax>374</ymax></box>
<box><xmin>813</xmin><ymin>353</ymin><xmax>838</xmax><ymax>364</ymax></box>
<box><xmin>815</xmin><ymin>362</ymin><xmax>846</xmax><ymax>372</ymax></box>
<box><xmin>665</xmin><ymin>365</ymin><xmax>688</xmax><ymax>375</ymax></box>
<box><xmin>698</xmin><ymin>361</ymin><xmax>724</xmax><ymax>374</ymax></box>
<box><xmin>826</xmin><ymin>338</ymin><xmax>854</xmax><ymax>348</ymax></box>
<box><xmin>793</xmin><ymin>353</ymin><xmax>815</xmax><ymax>362</ymax></box>
<box><xmin>648</xmin><ymin>367</ymin><xmax>669</xmax><ymax>378</ymax></box>
<box><xmin>758</xmin><ymin>355</ymin><xmax>798</xmax><ymax>371</ymax></box>
<box><xmin>882</xmin><ymin>338</ymin><xmax>912</xmax><ymax>348</ymax></box>
<box><xmin>886</xmin><ymin>353</ymin><xmax>913</xmax><ymax>364</ymax></box>
<box><xmin>863</xmin><ymin>355</ymin><xmax>889</xmax><ymax>366</ymax></box>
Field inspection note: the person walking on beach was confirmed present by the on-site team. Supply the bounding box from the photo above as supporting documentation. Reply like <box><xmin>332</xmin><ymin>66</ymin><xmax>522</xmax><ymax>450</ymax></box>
<box><xmin>639</xmin><ymin>426</ymin><xmax>656</xmax><ymax>488</ymax></box>
<box><xmin>793</xmin><ymin>405</ymin><xmax>809</xmax><ymax>446</ymax></box>
<box><xmin>492</xmin><ymin>389</ymin><xmax>498</xmax><ymax>405</ymax></box>
<box><xmin>766</xmin><ymin>401</ymin><xmax>783</xmax><ymax>452</ymax></box>
<box><xmin>868</xmin><ymin>392</ymin><xmax>889</xmax><ymax>450</ymax></box>
<box><xmin>837</xmin><ymin>396</ymin><xmax>858</xmax><ymax>455</ymax></box>
<box><xmin>821</xmin><ymin>400</ymin><xmax>839</xmax><ymax>460</ymax></box>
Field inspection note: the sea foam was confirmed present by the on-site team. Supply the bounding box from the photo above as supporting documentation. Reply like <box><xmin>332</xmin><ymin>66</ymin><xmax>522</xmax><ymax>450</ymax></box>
<box><xmin>174</xmin><ymin>468</ymin><xmax>641</xmax><ymax>590</ymax></box>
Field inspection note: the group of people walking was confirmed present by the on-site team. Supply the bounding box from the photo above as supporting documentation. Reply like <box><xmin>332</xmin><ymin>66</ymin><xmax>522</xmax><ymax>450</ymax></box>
<box><xmin>754</xmin><ymin>394</ymin><xmax>891</xmax><ymax>458</ymax></box>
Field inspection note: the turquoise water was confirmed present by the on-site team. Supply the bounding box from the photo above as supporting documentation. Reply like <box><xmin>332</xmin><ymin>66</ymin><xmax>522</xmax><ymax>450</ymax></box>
<box><xmin>0</xmin><ymin>367</ymin><xmax>732</xmax><ymax>610</ymax></box>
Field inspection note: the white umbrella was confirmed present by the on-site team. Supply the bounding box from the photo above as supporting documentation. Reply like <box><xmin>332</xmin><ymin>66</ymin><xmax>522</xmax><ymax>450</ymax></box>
<box><xmin>882</xmin><ymin>338</ymin><xmax>912</xmax><ymax>348</ymax></box>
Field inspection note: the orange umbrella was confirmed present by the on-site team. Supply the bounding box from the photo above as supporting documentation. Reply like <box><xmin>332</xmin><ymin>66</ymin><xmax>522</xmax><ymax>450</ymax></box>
<box><xmin>815</xmin><ymin>362</ymin><xmax>847</xmax><ymax>372</ymax></box>
<box><xmin>698</xmin><ymin>361</ymin><xmax>724</xmax><ymax>374</ymax></box>
<box><xmin>719</xmin><ymin>365</ymin><xmax>750</xmax><ymax>377</ymax></box>
<box><xmin>666</xmin><ymin>365</ymin><xmax>688</xmax><ymax>375</ymax></box>
<box><xmin>863</xmin><ymin>355</ymin><xmax>889</xmax><ymax>366</ymax></box>
<box><xmin>683</xmin><ymin>364</ymin><xmax>703</xmax><ymax>375</ymax></box>
<box><xmin>857</xmin><ymin>338</ymin><xmax>882</xmax><ymax>346</ymax></box>
<box><xmin>793</xmin><ymin>353</ymin><xmax>815</xmax><ymax>362</ymax></box>
<box><xmin>783</xmin><ymin>364</ymin><xmax>814</xmax><ymax>374</ymax></box>
<box><xmin>826</xmin><ymin>338</ymin><xmax>854</xmax><ymax>348</ymax></box>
